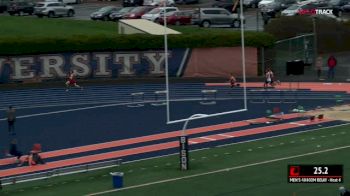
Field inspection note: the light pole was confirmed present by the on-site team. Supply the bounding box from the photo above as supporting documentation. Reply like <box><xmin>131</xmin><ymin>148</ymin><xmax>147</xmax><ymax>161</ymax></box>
<box><xmin>179</xmin><ymin>114</ymin><xmax>208</xmax><ymax>171</ymax></box>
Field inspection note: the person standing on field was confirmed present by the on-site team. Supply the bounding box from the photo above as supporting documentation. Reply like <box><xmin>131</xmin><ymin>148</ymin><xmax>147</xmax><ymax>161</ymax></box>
<box><xmin>7</xmin><ymin>106</ymin><xmax>16</xmax><ymax>135</ymax></box>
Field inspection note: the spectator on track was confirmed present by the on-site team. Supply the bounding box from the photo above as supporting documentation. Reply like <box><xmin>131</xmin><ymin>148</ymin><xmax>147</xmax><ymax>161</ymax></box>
<box><xmin>316</xmin><ymin>55</ymin><xmax>323</xmax><ymax>80</ymax></box>
<box><xmin>327</xmin><ymin>55</ymin><xmax>337</xmax><ymax>79</ymax></box>
<box><xmin>6</xmin><ymin>139</ymin><xmax>23</xmax><ymax>163</ymax></box>
<box><xmin>6</xmin><ymin>106</ymin><xmax>16</xmax><ymax>135</ymax></box>
<box><xmin>339</xmin><ymin>186</ymin><xmax>350</xmax><ymax>196</ymax></box>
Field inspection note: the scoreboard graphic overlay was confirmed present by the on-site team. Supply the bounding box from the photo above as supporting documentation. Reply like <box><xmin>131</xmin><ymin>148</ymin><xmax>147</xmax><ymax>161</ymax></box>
<box><xmin>288</xmin><ymin>165</ymin><xmax>343</xmax><ymax>183</ymax></box>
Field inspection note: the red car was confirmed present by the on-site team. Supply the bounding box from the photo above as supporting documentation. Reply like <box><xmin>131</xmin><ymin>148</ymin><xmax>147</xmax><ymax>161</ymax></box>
<box><xmin>123</xmin><ymin>6</ymin><xmax>154</xmax><ymax>19</ymax></box>
<box><xmin>158</xmin><ymin>10</ymin><xmax>193</xmax><ymax>25</ymax></box>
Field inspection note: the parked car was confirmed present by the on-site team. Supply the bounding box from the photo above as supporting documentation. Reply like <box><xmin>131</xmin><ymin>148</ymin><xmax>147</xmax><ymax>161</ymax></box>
<box><xmin>174</xmin><ymin>0</ymin><xmax>198</xmax><ymax>4</ymax></box>
<box><xmin>123</xmin><ymin>6</ymin><xmax>154</xmax><ymax>19</ymax></box>
<box><xmin>0</xmin><ymin>0</ymin><xmax>11</xmax><ymax>13</ymax></box>
<box><xmin>212</xmin><ymin>0</ymin><xmax>246</xmax><ymax>13</ymax></box>
<box><xmin>281</xmin><ymin>2</ymin><xmax>314</xmax><ymax>16</ymax></box>
<box><xmin>340</xmin><ymin>2</ymin><xmax>350</xmax><ymax>16</ymax></box>
<box><xmin>109</xmin><ymin>7</ymin><xmax>134</xmax><ymax>21</ymax></box>
<box><xmin>328</xmin><ymin>0</ymin><xmax>350</xmax><ymax>16</ymax></box>
<box><xmin>34</xmin><ymin>2</ymin><xmax>75</xmax><ymax>18</ymax></box>
<box><xmin>45</xmin><ymin>0</ymin><xmax>81</xmax><ymax>4</ymax></box>
<box><xmin>123</xmin><ymin>0</ymin><xmax>143</xmax><ymax>7</ymax></box>
<box><xmin>141</xmin><ymin>7</ymin><xmax>178</xmax><ymax>22</ymax></box>
<box><xmin>158</xmin><ymin>10</ymin><xmax>193</xmax><ymax>25</ymax></box>
<box><xmin>143</xmin><ymin>0</ymin><xmax>175</xmax><ymax>6</ymax></box>
<box><xmin>90</xmin><ymin>6</ymin><xmax>121</xmax><ymax>21</ymax></box>
<box><xmin>192</xmin><ymin>8</ymin><xmax>243</xmax><ymax>28</ymax></box>
<box><xmin>259</xmin><ymin>0</ymin><xmax>296</xmax><ymax>17</ymax></box>
<box><xmin>243</xmin><ymin>0</ymin><xmax>261</xmax><ymax>8</ymax></box>
<box><xmin>7</xmin><ymin>1</ymin><xmax>34</xmax><ymax>15</ymax></box>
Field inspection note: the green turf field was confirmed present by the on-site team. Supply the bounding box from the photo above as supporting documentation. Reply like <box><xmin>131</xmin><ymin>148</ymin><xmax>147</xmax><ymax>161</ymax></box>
<box><xmin>2</xmin><ymin>123</ymin><xmax>350</xmax><ymax>196</ymax></box>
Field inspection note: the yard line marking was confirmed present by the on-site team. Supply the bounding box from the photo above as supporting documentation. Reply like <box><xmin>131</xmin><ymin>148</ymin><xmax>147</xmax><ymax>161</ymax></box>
<box><xmin>290</xmin><ymin>141</ymin><xmax>295</xmax><ymax>143</ymax></box>
<box><xmin>332</xmin><ymin>134</ymin><xmax>337</xmax><ymax>136</ymax></box>
<box><xmin>258</xmin><ymin>146</ymin><xmax>263</xmax><ymax>149</ymax></box>
<box><xmin>87</xmin><ymin>145</ymin><xmax>350</xmax><ymax>196</ymax></box>
<box><xmin>236</xmin><ymin>150</ymin><xmax>241</xmax><ymax>153</ymax></box>
<box><xmin>321</xmin><ymin>135</ymin><xmax>326</xmax><ymax>138</ymax></box>
<box><xmin>218</xmin><ymin>134</ymin><xmax>235</xmax><ymax>138</ymax></box>
<box><xmin>200</xmin><ymin>137</ymin><xmax>216</xmax><ymax>141</ymax></box>
<box><xmin>289</xmin><ymin>122</ymin><xmax>306</xmax><ymax>126</ymax></box>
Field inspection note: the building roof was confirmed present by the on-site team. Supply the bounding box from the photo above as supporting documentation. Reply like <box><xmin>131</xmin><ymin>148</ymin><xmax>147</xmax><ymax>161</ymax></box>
<box><xmin>119</xmin><ymin>19</ymin><xmax>181</xmax><ymax>35</ymax></box>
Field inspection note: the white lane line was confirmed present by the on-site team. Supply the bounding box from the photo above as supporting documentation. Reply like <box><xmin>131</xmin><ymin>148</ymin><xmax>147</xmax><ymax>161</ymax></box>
<box><xmin>289</xmin><ymin>122</ymin><xmax>306</xmax><ymax>126</ymax></box>
<box><xmin>218</xmin><ymin>134</ymin><xmax>235</xmax><ymax>138</ymax></box>
<box><xmin>87</xmin><ymin>145</ymin><xmax>350</xmax><ymax>196</ymax></box>
<box><xmin>189</xmin><ymin>141</ymin><xmax>199</xmax><ymax>144</ymax></box>
<box><xmin>200</xmin><ymin>137</ymin><xmax>216</xmax><ymax>141</ymax></box>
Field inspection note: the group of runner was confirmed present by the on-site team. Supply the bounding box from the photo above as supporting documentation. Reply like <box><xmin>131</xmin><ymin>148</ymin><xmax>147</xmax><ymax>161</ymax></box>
<box><xmin>229</xmin><ymin>67</ymin><xmax>280</xmax><ymax>88</ymax></box>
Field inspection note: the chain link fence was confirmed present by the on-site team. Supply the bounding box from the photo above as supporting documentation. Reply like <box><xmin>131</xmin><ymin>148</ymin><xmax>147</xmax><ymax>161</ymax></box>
<box><xmin>261</xmin><ymin>33</ymin><xmax>350</xmax><ymax>82</ymax></box>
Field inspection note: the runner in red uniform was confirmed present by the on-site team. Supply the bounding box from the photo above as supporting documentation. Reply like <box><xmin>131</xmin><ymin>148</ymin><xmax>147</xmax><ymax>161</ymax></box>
<box><xmin>65</xmin><ymin>71</ymin><xmax>82</xmax><ymax>91</ymax></box>
<box><xmin>229</xmin><ymin>73</ymin><xmax>237</xmax><ymax>88</ymax></box>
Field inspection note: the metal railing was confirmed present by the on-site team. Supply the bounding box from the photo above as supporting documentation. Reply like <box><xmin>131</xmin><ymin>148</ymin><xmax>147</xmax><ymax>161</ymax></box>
<box><xmin>0</xmin><ymin>159</ymin><xmax>122</xmax><ymax>187</ymax></box>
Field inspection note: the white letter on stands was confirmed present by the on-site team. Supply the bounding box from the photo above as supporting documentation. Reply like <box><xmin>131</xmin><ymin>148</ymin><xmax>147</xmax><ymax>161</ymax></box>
<box><xmin>10</xmin><ymin>57</ymin><xmax>35</xmax><ymax>80</ymax></box>
<box><xmin>94</xmin><ymin>53</ymin><xmax>112</xmax><ymax>77</ymax></box>
<box><xmin>115</xmin><ymin>53</ymin><xmax>139</xmax><ymax>76</ymax></box>
<box><xmin>143</xmin><ymin>52</ymin><xmax>168</xmax><ymax>75</ymax></box>
<box><xmin>71</xmin><ymin>54</ymin><xmax>91</xmax><ymax>77</ymax></box>
<box><xmin>39</xmin><ymin>55</ymin><xmax>66</xmax><ymax>78</ymax></box>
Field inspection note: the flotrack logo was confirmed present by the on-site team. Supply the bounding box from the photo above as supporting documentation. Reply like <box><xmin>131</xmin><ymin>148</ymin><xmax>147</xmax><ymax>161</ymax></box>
<box><xmin>298</xmin><ymin>8</ymin><xmax>333</xmax><ymax>15</ymax></box>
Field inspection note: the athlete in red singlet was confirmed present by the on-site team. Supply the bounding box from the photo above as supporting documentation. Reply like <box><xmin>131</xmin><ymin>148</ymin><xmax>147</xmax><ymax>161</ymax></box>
<box><xmin>65</xmin><ymin>71</ymin><xmax>82</xmax><ymax>91</ymax></box>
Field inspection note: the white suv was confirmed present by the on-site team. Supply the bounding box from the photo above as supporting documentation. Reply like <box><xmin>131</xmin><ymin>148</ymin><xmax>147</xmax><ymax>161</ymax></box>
<box><xmin>34</xmin><ymin>2</ymin><xmax>75</xmax><ymax>18</ymax></box>
<box><xmin>142</xmin><ymin>7</ymin><xmax>179</xmax><ymax>22</ymax></box>
<box><xmin>192</xmin><ymin>8</ymin><xmax>243</xmax><ymax>28</ymax></box>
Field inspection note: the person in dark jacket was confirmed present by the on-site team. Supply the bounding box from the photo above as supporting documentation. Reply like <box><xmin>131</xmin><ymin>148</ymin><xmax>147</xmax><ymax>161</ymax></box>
<box><xmin>6</xmin><ymin>139</ymin><xmax>23</xmax><ymax>163</ymax></box>
<box><xmin>327</xmin><ymin>55</ymin><xmax>337</xmax><ymax>79</ymax></box>
<box><xmin>339</xmin><ymin>186</ymin><xmax>350</xmax><ymax>196</ymax></box>
<box><xmin>6</xmin><ymin>106</ymin><xmax>16</xmax><ymax>135</ymax></box>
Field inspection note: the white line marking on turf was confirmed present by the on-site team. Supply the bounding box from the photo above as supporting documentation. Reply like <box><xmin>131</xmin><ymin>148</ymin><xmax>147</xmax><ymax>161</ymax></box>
<box><xmin>247</xmin><ymin>149</ymin><xmax>252</xmax><ymax>151</ymax></box>
<box><xmin>321</xmin><ymin>135</ymin><xmax>326</xmax><ymax>138</ymax></box>
<box><xmin>269</xmin><ymin>145</ymin><xmax>274</xmax><ymax>147</ymax></box>
<box><xmin>310</xmin><ymin>137</ymin><xmax>315</xmax><ymax>140</ymax></box>
<box><xmin>200</xmin><ymin>137</ymin><xmax>216</xmax><ymax>141</ymax></box>
<box><xmin>236</xmin><ymin>150</ymin><xmax>241</xmax><ymax>153</ymax></box>
<box><xmin>218</xmin><ymin>134</ymin><xmax>235</xmax><ymax>138</ymax></box>
<box><xmin>87</xmin><ymin>145</ymin><xmax>350</xmax><ymax>196</ymax></box>
<box><xmin>290</xmin><ymin>141</ymin><xmax>295</xmax><ymax>143</ymax></box>
<box><xmin>280</xmin><ymin>143</ymin><xmax>284</xmax><ymax>145</ymax></box>
<box><xmin>332</xmin><ymin>134</ymin><xmax>337</xmax><ymax>136</ymax></box>
<box><xmin>258</xmin><ymin>146</ymin><xmax>263</xmax><ymax>149</ymax></box>
<box><xmin>289</xmin><ymin>122</ymin><xmax>306</xmax><ymax>126</ymax></box>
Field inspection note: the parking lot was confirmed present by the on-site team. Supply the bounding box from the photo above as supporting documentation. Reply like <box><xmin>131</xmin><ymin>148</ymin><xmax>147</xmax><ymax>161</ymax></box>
<box><xmin>0</xmin><ymin>1</ymin><xmax>265</xmax><ymax>31</ymax></box>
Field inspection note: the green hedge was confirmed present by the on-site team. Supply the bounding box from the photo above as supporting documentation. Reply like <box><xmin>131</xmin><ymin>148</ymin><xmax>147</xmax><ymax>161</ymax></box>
<box><xmin>0</xmin><ymin>32</ymin><xmax>275</xmax><ymax>55</ymax></box>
